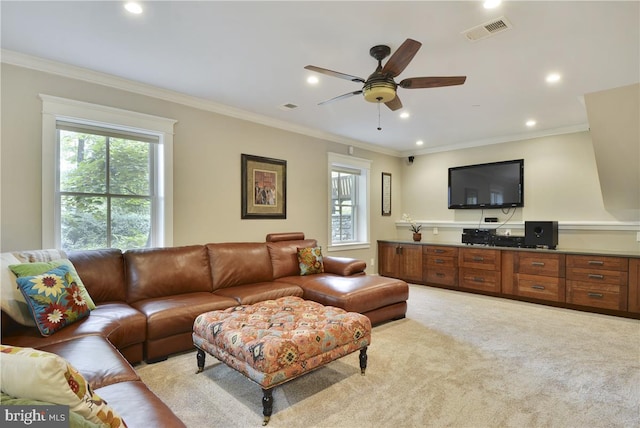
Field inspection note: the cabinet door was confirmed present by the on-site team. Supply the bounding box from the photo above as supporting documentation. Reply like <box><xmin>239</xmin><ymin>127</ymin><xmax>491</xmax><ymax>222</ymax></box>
<box><xmin>378</xmin><ymin>242</ymin><xmax>399</xmax><ymax>278</ymax></box>
<box><xmin>629</xmin><ymin>259</ymin><xmax>640</xmax><ymax>313</ymax></box>
<box><xmin>398</xmin><ymin>244</ymin><xmax>424</xmax><ymax>283</ymax></box>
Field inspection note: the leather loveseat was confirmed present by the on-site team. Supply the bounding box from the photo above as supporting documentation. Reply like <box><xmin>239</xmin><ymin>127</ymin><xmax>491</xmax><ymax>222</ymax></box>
<box><xmin>1</xmin><ymin>233</ymin><xmax>408</xmax><ymax>427</ymax></box>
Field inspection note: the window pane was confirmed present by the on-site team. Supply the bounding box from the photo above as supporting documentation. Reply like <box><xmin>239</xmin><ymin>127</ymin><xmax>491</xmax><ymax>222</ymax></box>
<box><xmin>59</xmin><ymin>130</ymin><xmax>107</xmax><ymax>193</ymax></box>
<box><xmin>331</xmin><ymin>171</ymin><xmax>356</xmax><ymax>242</ymax></box>
<box><xmin>61</xmin><ymin>195</ymin><xmax>107</xmax><ymax>250</ymax></box>
<box><xmin>111</xmin><ymin>197</ymin><xmax>151</xmax><ymax>249</ymax></box>
<box><xmin>109</xmin><ymin>138</ymin><xmax>151</xmax><ymax>196</ymax></box>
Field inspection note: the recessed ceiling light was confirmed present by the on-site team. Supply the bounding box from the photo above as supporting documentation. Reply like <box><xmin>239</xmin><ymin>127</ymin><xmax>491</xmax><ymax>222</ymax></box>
<box><xmin>546</xmin><ymin>73</ymin><xmax>561</xmax><ymax>83</ymax></box>
<box><xmin>125</xmin><ymin>2</ymin><xmax>143</xmax><ymax>14</ymax></box>
<box><xmin>526</xmin><ymin>120</ymin><xmax>537</xmax><ymax>127</ymax></box>
<box><xmin>483</xmin><ymin>0</ymin><xmax>502</xmax><ymax>9</ymax></box>
<box><xmin>400</xmin><ymin>112</ymin><xmax>410</xmax><ymax>119</ymax></box>
<box><xmin>307</xmin><ymin>76</ymin><xmax>319</xmax><ymax>85</ymax></box>
<box><xmin>416</xmin><ymin>140</ymin><xmax>424</xmax><ymax>146</ymax></box>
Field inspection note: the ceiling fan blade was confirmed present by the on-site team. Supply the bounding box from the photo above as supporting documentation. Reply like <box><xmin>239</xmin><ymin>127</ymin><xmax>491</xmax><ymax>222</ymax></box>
<box><xmin>385</xmin><ymin>95</ymin><xmax>403</xmax><ymax>111</ymax></box>
<box><xmin>318</xmin><ymin>90</ymin><xmax>363</xmax><ymax>106</ymax></box>
<box><xmin>399</xmin><ymin>76</ymin><xmax>467</xmax><ymax>89</ymax></box>
<box><xmin>381</xmin><ymin>38</ymin><xmax>422</xmax><ymax>78</ymax></box>
<box><xmin>304</xmin><ymin>65</ymin><xmax>365</xmax><ymax>83</ymax></box>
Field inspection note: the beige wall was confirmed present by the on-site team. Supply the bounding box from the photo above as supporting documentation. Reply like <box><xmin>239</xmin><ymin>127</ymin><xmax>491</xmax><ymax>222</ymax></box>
<box><xmin>1</xmin><ymin>63</ymin><xmax>637</xmax><ymax>269</ymax></box>
<box><xmin>399</xmin><ymin>131</ymin><xmax>639</xmax><ymax>251</ymax></box>
<box><xmin>0</xmin><ymin>64</ymin><xmax>402</xmax><ymax>271</ymax></box>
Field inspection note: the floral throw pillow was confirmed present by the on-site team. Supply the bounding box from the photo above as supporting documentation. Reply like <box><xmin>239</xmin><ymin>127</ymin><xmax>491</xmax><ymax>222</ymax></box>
<box><xmin>10</xmin><ymin>259</ymin><xmax>96</xmax><ymax>310</ymax></box>
<box><xmin>297</xmin><ymin>246</ymin><xmax>324</xmax><ymax>276</ymax></box>
<box><xmin>1</xmin><ymin>345</ymin><xmax>127</xmax><ymax>427</ymax></box>
<box><xmin>15</xmin><ymin>265</ymin><xmax>90</xmax><ymax>336</ymax></box>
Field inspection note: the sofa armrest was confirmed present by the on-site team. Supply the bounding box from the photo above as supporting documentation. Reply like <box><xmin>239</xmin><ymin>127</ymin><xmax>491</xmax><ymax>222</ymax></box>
<box><xmin>323</xmin><ymin>256</ymin><xmax>366</xmax><ymax>276</ymax></box>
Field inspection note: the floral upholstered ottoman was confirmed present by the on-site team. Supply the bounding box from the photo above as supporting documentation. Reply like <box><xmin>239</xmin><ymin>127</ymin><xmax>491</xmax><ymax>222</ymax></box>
<box><xmin>192</xmin><ymin>296</ymin><xmax>371</xmax><ymax>425</ymax></box>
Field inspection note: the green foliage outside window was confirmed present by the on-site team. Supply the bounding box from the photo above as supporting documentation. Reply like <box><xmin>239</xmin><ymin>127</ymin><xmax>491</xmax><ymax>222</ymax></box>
<box><xmin>59</xmin><ymin>129</ymin><xmax>152</xmax><ymax>250</ymax></box>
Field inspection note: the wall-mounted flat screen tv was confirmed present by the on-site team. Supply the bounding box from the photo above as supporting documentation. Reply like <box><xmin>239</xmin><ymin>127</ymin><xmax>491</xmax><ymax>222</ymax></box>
<box><xmin>448</xmin><ymin>159</ymin><xmax>524</xmax><ymax>209</ymax></box>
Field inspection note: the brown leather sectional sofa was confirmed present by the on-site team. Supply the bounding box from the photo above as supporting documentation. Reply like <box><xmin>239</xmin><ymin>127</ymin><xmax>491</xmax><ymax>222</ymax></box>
<box><xmin>1</xmin><ymin>233</ymin><xmax>408</xmax><ymax>427</ymax></box>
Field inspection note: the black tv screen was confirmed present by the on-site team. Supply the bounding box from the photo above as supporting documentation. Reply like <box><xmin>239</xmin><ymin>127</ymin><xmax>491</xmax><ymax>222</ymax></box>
<box><xmin>448</xmin><ymin>159</ymin><xmax>524</xmax><ymax>209</ymax></box>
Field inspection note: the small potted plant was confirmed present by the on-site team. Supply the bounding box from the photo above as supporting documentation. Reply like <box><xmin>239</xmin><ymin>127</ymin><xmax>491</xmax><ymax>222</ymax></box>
<box><xmin>402</xmin><ymin>214</ymin><xmax>422</xmax><ymax>242</ymax></box>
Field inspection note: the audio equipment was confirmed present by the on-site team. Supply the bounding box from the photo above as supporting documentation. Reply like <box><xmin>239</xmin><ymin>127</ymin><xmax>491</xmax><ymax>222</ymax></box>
<box><xmin>462</xmin><ymin>228</ymin><xmax>496</xmax><ymax>245</ymax></box>
<box><xmin>492</xmin><ymin>235</ymin><xmax>528</xmax><ymax>248</ymax></box>
<box><xmin>525</xmin><ymin>221</ymin><xmax>558</xmax><ymax>249</ymax></box>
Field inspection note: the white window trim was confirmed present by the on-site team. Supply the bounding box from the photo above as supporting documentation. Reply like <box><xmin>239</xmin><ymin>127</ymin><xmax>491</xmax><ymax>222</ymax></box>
<box><xmin>327</xmin><ymin>152</ymin><xmax>371</xmax><ymax>252</ymax></box>
<box><xmin>40</xmin><ymin>94</ymin><xmax>177</xmax><ymax>249</ymax></box>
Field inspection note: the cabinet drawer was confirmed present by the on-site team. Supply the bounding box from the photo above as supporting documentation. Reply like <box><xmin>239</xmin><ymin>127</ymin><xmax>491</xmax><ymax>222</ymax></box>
<box><xmin>516</xmin><ymin>253</ymin><xmax>565</xmax><ymax>277</ymax></box>
<box><xmin>515</xmin><ymin>274</ymin><xmax>565</xmax><ymax>302</ymax></box>
<box><xmin>427</xmin><ymin>256</ymin><xmax>457</xmax><ymax>269</ymax></box>
<box><xmin>459</xmin><ymin>268</ymin><xmax>501</xmax><ymax>293</ymax></box>
<box><xmin>566</xmin><ymin>255</ymin><xmax>628</xmax><ymax>271</ymax></box>
<box><xmin>459</xmin><ymin>249</ymin><xmax>500</xmax><ymax>270</ymax></box>
<box><xmin>425</xmin><ymin>267</ymin><xmax>457</xmax><ymax>287</ymax></box>
<box><xmin>424</xmin><ymin>246</ymin><xmax>458</xmax><ymax>257</ymax></box>
<box><xmin>566</xmin><ymin>268</ymin><xmax>628</xmax><ymax>286</ymax></box>
<box><xmin>566</xmin><ymin>281</ymin><xmax>627</xmax><ymax>311</ymax></box>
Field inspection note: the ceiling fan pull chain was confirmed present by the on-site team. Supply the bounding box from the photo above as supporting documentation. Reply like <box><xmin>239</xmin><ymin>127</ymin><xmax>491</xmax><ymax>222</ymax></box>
<box><xmin>377</xmin><ymin>98</ymin><xmax>382</xmax><ymax>131</ymax></box>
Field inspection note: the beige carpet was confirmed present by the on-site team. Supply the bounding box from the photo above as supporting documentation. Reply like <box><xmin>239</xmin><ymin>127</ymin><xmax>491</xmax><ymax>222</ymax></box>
<box><xmin>135</xmin><ymin>285</ymin><xmax>640</xmax><ymax>427</ymax></box>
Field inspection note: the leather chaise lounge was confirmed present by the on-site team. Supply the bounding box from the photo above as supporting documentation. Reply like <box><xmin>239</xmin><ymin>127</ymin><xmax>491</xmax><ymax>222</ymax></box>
<box><xmin>1</xmin><ymin>233</ymin><xmax>409</xmax><ymax>427</ymax></box>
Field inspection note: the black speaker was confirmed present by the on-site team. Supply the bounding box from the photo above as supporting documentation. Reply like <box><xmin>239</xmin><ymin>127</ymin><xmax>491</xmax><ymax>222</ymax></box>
<box><xmin>525</xmin><ymin>221</ymin><xmax>558</xmax><ymax>249</ymax></box>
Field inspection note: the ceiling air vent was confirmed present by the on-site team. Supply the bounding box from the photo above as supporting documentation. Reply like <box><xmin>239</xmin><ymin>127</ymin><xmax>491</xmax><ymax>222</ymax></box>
<box><xmin>279</xmin><ymin>103</ymin><xmax>299</xmax><ymax>111</ymax></box>
<box><xmin>462</xmin><ymin>16</ymin><xmax>513</xmax><ymax>42</ymax></box>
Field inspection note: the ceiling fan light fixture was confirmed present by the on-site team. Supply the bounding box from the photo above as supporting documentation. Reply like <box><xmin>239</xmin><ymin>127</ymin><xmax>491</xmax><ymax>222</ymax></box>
<box><xmin>363</xmin><ymin>80</ymin><xmax>397</xmax><ymax>103</ymax></box>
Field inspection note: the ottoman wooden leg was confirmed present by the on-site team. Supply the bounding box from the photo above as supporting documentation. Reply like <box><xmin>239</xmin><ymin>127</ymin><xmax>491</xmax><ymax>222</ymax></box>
<box><xmin>196</xmin><ymin>348</ymin><xmax>206</xmax><ymax>374</ymax></box>
<box><xmin>262</xmin><ymin>388</ymin><xmax>273</xmax><ymax>425</ymax></box>
<box><xmin>359</xmin><ymin>347</ymin><xmax>368</xmax><ymax>375</ymax></box>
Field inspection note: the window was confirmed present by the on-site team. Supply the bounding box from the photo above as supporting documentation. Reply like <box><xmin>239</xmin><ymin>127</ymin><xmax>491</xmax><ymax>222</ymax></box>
<box><xmin>57</xmin><ymin>123</ymin><xmax>157</xmax><ymax>250</ymax></box>
<box><xmin>40</xmin><ymin>95</ymin><xmax>176</xmax><ymax>250</ymax></box>
<box><xmin>328</xmin><ymin>152</ymin><xmax>371</xmax><ymax>251</ymax></box>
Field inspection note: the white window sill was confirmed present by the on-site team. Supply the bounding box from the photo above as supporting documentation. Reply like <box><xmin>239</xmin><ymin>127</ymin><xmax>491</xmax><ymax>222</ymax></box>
<box><xmin>327</xmin><ymin>242</ymin><xmax>371</xmax><ymax>252</ymax></box>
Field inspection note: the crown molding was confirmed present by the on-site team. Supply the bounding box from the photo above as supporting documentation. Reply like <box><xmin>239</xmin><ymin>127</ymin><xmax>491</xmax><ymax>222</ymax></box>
<box><xmin>1</xmin><ymin>49</ymin><xmax>402</xmax><ymax>157</ymax></box>
<box><xmin>401</xmin><ymin>123</ymin><xmax>590</xmax><ymax>157</ymax></box>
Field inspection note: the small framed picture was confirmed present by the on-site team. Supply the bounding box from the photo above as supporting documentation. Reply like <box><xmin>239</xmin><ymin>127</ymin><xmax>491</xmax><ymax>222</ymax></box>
<box><xmin>241</xmin><ymin>154</ymin><xmax>287</xmax><ymax>219</ymax></box>
<box><xmin>382</xmin><ymin>172</ymin><xmax>392</xmax><ymax>216</ymax></box>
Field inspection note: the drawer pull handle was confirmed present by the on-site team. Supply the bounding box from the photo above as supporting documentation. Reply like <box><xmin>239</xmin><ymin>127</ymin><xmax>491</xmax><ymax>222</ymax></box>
<box><xmin>434</xmin><ymin>259</ymin><xmax>445</xmax><ymax>264</ymax></box>
<box><xmin>531</xmin><ymin>285</ymin><xmax>546</xmax><ymax>290</ymax></box>
<box><xmin>588</xmin><ymin>292</ymin><xmax>604</xmax><ymax>299</ymax></box>
<box><xmin>588</xmin><ymin>274</ymin><xmax>604</xmax><ymax>280</ymax></box>
<box><xmin>436</xmin><ymin>273</ymin><xmax>445</xmax><ymax>277</ymax></box>
<box><xmin>588</xmin><ymin>260</ymin><xmax>605</xmax><ymax>266</ymax></box>
<box><xmin>473</xmin><ymin>256</ymin><xmax>484</xmax><ymax>262</ymax></box>
<box><xmin>434</xmin><ymin>249</ymin><xmax>445</xmax><ymax>254</ymax></box>
<box><xmin>473</xmin><ymin>277</ymin><xmax>485</xmax><ymax>283</ymax></box>
<box><xmin>531</xmin><ymin>262</ymin><xmax>545</xmax><ymax>267</ymax></box>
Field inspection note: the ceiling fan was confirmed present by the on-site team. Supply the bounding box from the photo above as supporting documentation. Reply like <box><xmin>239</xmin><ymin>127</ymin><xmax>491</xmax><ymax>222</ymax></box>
<box><xmin>305</xmin><ymin>38</ymin><xmax>466</xmax><ymax>111</ymax></box>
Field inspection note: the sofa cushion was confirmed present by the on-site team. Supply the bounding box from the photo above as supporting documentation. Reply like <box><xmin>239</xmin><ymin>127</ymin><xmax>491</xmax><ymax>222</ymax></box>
<box><xmin>0</xmin><ymin>345</ymin><xmax>126</xmax><ymax>427</ymax></box>
<box><xmin>125</xmin><ymin>245</ymin><xmax>213</xmax><ymax>303</ymax></box>
<box><xmin>267</xmin><ymin>239</ymin><xmax>317</xmax><ymax>279</ymax></box>
<box><xmin>207</xmin><ymin>242</ymin><xmax>273</xmax><ymax>290</ymax></box>
<box><xmin>297</xmin><ymin>275</ymin><xmax>410</xmax><ymax>314</ymax></box>
<box><xmin>297</xmin><ymin>246</ymin><xmax>324</xmax><ymax>275</ymax></box>
<box><xmin>131</xmin><ymin>292</ymin><xmax>237</xmax><ymax>340</ymax></box>
<box><xmin>38</xmin><ymin>335</ymin><xmax>140</xmax><ymax>390</ymax></box>
<box><xmin>68</xmin><ymin>249</ymin><xmax>127</xmax><ymax>303</ymax></box>
<box><xmin>95</xmin><ymin>381</ymin><xmax>186</xmax><ymax>428</ymax></box>
<box><xmin>214</xmin><ymin>281</ymin><xmax>304</xmax><ymax>305</ymax></box>
<box><xmin>10</xmin><ymin>259</ymin><xmax>96</xmax><ymax>310</ymax></box>
<box><xmin>15</xmin><ymin>265</ymin><xmax>91</xmax><ymax>336</ymax></box>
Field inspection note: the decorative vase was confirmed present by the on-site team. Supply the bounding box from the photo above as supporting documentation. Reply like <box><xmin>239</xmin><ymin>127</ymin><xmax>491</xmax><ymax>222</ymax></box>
<box><xmin>412</xmin><ymin>232</ymin><xmax>422</xmax><ymax>242</ymax></box>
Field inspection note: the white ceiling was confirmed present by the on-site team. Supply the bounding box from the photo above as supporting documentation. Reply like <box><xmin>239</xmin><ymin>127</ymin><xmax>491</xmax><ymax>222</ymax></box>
<box><xmin>1</xmin><ymin>1</ymin><xmax>638</xmax><ymax>156</ymax></box>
